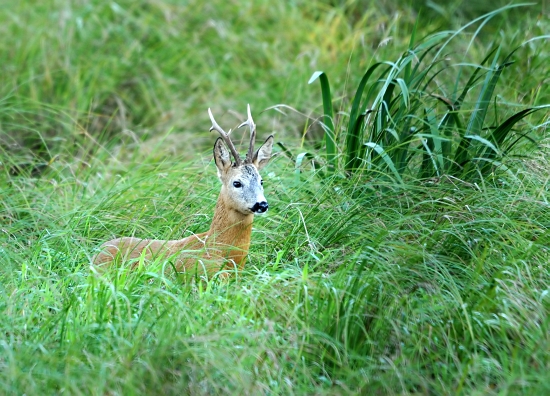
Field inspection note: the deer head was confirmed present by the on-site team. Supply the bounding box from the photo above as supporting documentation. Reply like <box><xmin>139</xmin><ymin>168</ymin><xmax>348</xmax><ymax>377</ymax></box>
<box><xmin>209</xmin><ymin>105</ymin><xmax>274</xmax><ymax>215</ymax></box>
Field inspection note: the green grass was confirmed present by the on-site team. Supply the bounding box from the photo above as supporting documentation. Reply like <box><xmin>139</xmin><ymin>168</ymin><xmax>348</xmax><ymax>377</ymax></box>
<box><xmin>1</xmin><ymin>0</ymin><xmax>549</xmax><ymax>394</ymax></box>
<box><xmin>307</xmin><ymin>3</ymin><xmax>549</xmax><ymax>182</ymax></box>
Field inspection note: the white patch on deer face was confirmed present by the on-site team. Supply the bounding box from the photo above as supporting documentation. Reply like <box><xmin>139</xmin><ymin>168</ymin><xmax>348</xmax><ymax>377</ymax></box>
<box><xmin>222</xmin><ymin>164</ymin><xmax>267</xmax><ymax>215</ymax></box>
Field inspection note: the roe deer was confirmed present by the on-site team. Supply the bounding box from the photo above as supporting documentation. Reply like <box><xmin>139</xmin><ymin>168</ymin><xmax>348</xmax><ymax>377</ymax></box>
<box><xmin>93</xmin><ymin>105</ymin><xmax>274</xmax><ymax>278</ymax></box>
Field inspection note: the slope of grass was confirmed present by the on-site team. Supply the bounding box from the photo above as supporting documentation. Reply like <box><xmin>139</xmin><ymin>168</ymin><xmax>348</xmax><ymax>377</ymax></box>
<box><xmin>1</xmin><ymin>0</ymin><xmax>549</xmax><ymax>394</ymax></box>
<box><xmin>1</xmin><ymin>137</ymin><xmax>548</xmax><ymax>394</ymax></box>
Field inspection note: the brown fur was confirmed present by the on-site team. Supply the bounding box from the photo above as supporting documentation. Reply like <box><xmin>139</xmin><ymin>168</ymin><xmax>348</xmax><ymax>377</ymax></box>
<box><xmin>92</xmin><ymin>192</ymin><xmax>254</xmax><ymax>277</ymax></box>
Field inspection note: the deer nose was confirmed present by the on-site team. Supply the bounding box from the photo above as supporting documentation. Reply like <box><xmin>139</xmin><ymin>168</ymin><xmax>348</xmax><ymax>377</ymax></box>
<box><xmin>252</xmin><ymin>201</ymin><xmax>269</xmax><ymax>214</ymax></box>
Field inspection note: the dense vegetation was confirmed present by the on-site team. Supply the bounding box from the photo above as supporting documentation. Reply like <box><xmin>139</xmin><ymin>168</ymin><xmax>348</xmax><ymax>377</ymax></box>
<box><xmin>1</xmin><ymin>1</ymin><xmax>548</xmax><ymax>394</ymax></box>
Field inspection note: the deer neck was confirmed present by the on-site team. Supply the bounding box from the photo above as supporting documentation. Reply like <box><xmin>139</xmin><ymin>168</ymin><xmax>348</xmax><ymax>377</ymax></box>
<box><xmin>206</xmin><ymin>190</ymin><xmax>254</xmax><ymax>265</ymax></box>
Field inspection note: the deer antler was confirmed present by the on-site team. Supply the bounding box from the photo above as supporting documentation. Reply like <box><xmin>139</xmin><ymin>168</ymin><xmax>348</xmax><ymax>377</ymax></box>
<box><xmin>208</xmin><ymin>108</ymin><xmax>242</xmax><ymax>165</ymax></box>
<box><xmin>238</xmin><ymin>104</ymin><xmax>256</xmax><ymax>164</ymax></box>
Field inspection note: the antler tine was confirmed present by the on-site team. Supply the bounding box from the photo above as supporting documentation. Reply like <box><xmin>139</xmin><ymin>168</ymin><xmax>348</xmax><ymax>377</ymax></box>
<box><xmin>208</xmin><ymin>108</ymin><xmax>242</xmax><ymax>165</ymax></box>
<box><xmin>238</xmin><ymin>104</ymin><xmax>256</xmax><ymax>163</ymax></box>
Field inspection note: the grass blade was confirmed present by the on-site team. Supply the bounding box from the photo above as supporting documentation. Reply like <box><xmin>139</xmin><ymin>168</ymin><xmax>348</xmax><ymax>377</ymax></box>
<box><xmin>453</xmin><ymin>47</ymin><xmax>513</xmax><ymax>175</ymax></box>
<box><xmin>478</xmin><ymin>106</ymin><xmax>546</xmax><ymax>174</ymax></box>
<box><xmin>345</xmin><ymin>62</ymin><xmax>387</xmax><ymax>172</ymax></box>
<box><xmin>465</xmin><ymin>46</ymin><xmax>506</xmax><ymax>137</ymax></box>
<box><xmin>489</xmin><ymin>107</ymin><xmax>542</xmax><ymax>148</ymax></box>
<box><xmin>309</xmin><ymin>71</ymin><xmax>336</xmax><ymax>171</ymax></box>
<box><xmin>363</xmin><ymin>142</ymin><xmax>403</xmax><ymax>184</ymax></box>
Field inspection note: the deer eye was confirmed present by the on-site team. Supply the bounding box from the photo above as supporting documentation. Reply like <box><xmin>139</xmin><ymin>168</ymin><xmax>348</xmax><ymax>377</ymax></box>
<box><xmin>233</xmin><ymin>181</ymin><xmax>242</xmax><ymax>188</ymax></box>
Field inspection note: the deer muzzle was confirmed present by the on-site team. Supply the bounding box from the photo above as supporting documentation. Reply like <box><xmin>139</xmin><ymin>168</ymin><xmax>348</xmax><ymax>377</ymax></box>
<box><xmin>251</xmin><ymin>201</ymin><xmax>269</xmax><ymax>214</ymax></box>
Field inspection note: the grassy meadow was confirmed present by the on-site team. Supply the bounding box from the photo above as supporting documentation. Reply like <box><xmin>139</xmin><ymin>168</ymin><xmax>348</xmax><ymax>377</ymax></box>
<box><xmin>1</xmin><ymin>0</ymin><xmax>549</xmax><ymax>394</ymax></box>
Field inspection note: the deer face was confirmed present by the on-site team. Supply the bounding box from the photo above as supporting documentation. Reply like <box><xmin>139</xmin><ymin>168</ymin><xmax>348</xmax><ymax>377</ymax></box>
<box><xmin>214</xmin><ymin>136</ymin><xmax>273</xmax><ymax>215</ymax></box>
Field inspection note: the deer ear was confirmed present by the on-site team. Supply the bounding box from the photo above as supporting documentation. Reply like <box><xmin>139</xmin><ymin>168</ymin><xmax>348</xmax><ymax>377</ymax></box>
<box><xmin>214</xmin><ymin>138</ymin><xmax>232</xmax><ymax>175</ymax></box>
<box><xmin>253</xmin><ymin>135</ymin><xmax>274</xmax><ymax>171</ymax></box>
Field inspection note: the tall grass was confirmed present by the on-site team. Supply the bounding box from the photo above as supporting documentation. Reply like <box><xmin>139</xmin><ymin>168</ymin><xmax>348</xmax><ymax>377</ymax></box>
<box><xmin>1</xmin><ymin>1</ymin><xmax>549</xmax><ymax>394</ymax></box>
<box><xmin>2</xmin><ymin>140</ymin><xmax>548</xmax><ymax>394</ymax></box>
<box><xmin>308</xmin><ymin>4</ymin><xmax>549</xmax><ymax>181</ymax></box>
